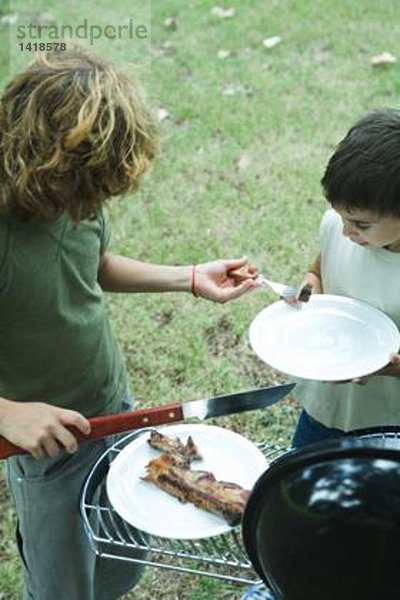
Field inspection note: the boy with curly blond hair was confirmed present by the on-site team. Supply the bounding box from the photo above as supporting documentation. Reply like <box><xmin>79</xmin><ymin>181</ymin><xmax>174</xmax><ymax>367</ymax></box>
<box><xmin>0</xmin><ymin>47</ymin><xmax>256</xmax><ymax>599</ymax></box>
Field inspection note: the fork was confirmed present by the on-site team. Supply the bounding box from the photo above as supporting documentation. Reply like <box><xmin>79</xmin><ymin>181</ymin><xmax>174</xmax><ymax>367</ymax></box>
<box><xmin>229</xmin><ymin>267</ymin><xmax>299</xmax><ymax>300</ymax></box>
<box><xmin>257</xmin><ymin>275</ymin><xmax>298</xmax><ymax>299</ymax></box>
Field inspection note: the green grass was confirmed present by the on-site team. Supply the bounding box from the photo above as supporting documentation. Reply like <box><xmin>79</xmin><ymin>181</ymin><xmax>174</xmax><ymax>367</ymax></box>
<box><xmin>1</xmin><ymin>0</ymin><xmax>400</xmax><ymax>598</ymax></box>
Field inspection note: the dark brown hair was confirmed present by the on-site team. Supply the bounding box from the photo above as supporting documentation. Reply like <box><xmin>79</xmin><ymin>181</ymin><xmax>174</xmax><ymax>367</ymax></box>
<box><xmin>0</xmin><ymin>45</ymin><xmax>158</xmax><ymax>222</ymax></box>
<box><xmin>321</xmin><ymin>108</ymin><xmax>400</xmax><ymax>217</ymax></box>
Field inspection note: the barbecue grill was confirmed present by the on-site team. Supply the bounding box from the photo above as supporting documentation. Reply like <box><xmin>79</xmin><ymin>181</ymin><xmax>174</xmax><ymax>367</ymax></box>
<box><xmin>80</xmin><ymin>427</ymin><xmax>400</xmax><ymax>596</ymax></box>
<box><xmin>80</xmin><ymin>428</ymin><xmax>286</xmax><ymax>585</ymax></box>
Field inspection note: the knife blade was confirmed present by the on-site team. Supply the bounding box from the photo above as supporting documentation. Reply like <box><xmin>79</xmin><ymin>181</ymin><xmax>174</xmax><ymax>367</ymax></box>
<box><xmin>181</xmin><ymin>383</ymin><xmax>295</xmax><ymax>419</ymax></box>
<box><xmin>0</xmin><ymin>383</ymin><xmax>295</xmax><ymax>459</ymax></box>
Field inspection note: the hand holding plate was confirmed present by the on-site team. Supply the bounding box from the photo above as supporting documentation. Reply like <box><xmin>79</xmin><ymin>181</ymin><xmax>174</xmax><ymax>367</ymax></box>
<box><xmin>352</xmin><ymin>352</ymin><xmax>400</xmax><ymax>383</ymax></box>
<box><xmin>372</xmin><ymin>352</ymin><xmax>400</xmax><ymax>378</ymax></box>
<box><xmin>249</xmin><ymin>295</ymin><xmax>400</xmax><ymax>382</ymax></box>
<box><xmin>329</xmin><ymin>352</ymin><xmax>400</xmax><ymax>385</ymax></box>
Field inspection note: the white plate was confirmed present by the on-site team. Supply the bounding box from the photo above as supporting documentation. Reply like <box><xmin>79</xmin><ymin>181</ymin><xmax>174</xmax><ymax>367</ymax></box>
<box><xmin>249</xmin><ymin>294</ymin><xmax>400</xmax><ymax>381</ymax></box>
<box><xmin>106</xmin><ymin>424</ymin><xmax>268</xmax><ymax>539</ymax></box>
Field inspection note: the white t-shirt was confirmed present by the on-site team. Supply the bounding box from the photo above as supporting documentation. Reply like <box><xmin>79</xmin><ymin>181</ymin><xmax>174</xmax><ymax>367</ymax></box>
<box><xmin>296</xmin><ymin>209</ymin><xmax>400</xmax><ymax>431</ymax></box>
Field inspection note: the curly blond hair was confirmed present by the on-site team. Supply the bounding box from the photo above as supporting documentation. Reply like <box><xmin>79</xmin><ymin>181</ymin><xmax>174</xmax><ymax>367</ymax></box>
<box><xmin>0</xmin><ymin>46</ymin><xmax>158</xmax><ymax>222</ymax></box>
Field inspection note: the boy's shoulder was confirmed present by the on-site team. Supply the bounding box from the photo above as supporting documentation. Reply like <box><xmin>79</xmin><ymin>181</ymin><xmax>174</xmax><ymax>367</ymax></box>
<box><xmin>319</xmin><ymin>209</ymin><xmax>343</xmax><ymax>251</ymax></box>
<box><xmin>321</xmin><ymin>208</ymin><xmax>339</xmax><ymax>229</ymax></box>
<box><xmin>0</xmin><ymin>210</ymin><xmax>110</xmax><ymax>254</ymax></box>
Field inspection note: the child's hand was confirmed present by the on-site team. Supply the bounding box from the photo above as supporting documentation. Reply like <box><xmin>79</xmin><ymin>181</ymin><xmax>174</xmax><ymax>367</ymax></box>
<box><xmin>0</xmin><ymin>399</ymin><xmax>91</xmax><ymax>459</ymax></box>
<box><xmin>373</xmin><ymin>352</ymin><xmax>400</xmax><ymax>379</ymax></box>
<box><xmin>329</xmin><ymin>353</ymin><xmax>400</xmax><ymax>385</ymax></box>
<box><xmin>193</xmin><ymin>257</ymin><xmax>258</xmax><ymax>303</ymax></box>
<box><xmin>284</xmin><ymin>273</ymin><xmax>323</xmax><ymax>306</ymax></box>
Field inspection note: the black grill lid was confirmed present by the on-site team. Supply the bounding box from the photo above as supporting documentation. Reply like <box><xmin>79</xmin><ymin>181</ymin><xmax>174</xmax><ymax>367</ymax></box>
<box><xmin>242</xmin><ymin>436</ymin><xmax>400</xmax><ymax>600</ymax></box>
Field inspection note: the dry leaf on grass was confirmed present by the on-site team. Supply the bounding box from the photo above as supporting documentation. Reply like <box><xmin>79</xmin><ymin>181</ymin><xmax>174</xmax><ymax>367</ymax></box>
<box><xmin>222</xmin><ymin>83</ymin><xmax>253</xmax><ymax>97</ymax></box>
<box><xmin>163</xmin><ymin>16</ymin><xmax>178</xmax><ymax>30</ymax></box>
<box><xmin>217</xmin><ymin>49</ymin><xmax>231</xmax><ymax>59</ymax></box>
<box><xmin>211</xmin><ymin>6</ymin><xmax>236</xmax><ymax>18</ymax></box>
<box><xmin>0</xmin><ymin>13</ymin><xmax>18</xmax><ymax>24</ymax></box>
<box><xmin>370</xmin><ymin>51</ymin><xmax>397</xmax><ymax>67</ymax></box>
<box><xmin>237</xmin><ymin>153</ymin><xmax>252</xmax><ymax>174</ymax></box>
<box><xmin>262</xmin><ymin>36</ymin><xmax>282</xmax><ymax>49</ymax></box>
<box><xmin>157</xmin><ymin>107</ymin><xmax>170</xmax><ymax>122</ymax></box>
<box><xmin>151</xmin><ymin>42</ymin><xmax>175</xmax><ymax>59</ymax></box>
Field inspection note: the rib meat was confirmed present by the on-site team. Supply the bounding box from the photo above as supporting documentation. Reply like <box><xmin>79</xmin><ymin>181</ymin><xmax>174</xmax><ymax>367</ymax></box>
<box><xmin>147</xmin><ymin>429</ymin><xmax>202</xmax><ymax>461</ymax></box>
<box><xmin>142</xmin><ymin>452</ymin><xmax>250</xmax><ymax>526</ymax></box>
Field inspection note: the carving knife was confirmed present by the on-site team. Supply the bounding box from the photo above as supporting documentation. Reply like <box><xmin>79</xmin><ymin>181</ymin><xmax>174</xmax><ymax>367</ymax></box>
<box><xmin>0</xmin><ymin>383</ymin><xmax>295</xmax><ymax>459</ymax></box>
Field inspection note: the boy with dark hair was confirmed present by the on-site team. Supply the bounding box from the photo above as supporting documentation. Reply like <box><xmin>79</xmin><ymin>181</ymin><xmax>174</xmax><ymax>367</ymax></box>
<box><xmin>242</xmin><ymin>107</ymin><xmax>400</xmax><ymax>600</ymax></box>
<box><xmin>292</xmin><ymin>108</ymin><xmax>400</xmax><ymax>447</ymax></box>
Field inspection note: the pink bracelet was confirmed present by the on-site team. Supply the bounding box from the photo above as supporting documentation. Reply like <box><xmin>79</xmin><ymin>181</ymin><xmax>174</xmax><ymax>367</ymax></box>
<box><xmin>191</xmin><ymin>265</ymin><xmax>199</xmax><ymax>297</ymax></box>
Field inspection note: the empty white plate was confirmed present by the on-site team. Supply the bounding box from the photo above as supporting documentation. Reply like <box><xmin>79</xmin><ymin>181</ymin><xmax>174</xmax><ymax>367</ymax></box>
<box><xmin>249</xmin><ymin>295</ymin><xmax>400</xmax><ymax>381</ymax></box>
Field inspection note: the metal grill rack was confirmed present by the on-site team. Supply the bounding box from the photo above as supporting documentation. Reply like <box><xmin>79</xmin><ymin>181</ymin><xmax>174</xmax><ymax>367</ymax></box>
<box><xmin>356</xmin><ymin>430</ymin><xmax>400</xmax><ymax>445</ymax></box>
<box><xmin>80</xmin><ymin>430</ymin><xmax>287</xmax><ymax>584</ymax></box>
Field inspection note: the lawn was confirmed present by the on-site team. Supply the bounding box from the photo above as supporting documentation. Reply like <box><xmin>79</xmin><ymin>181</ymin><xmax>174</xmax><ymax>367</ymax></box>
<box><xmin>1</xmin><ymin>0</ymin><xmax>400</xmax><ymax>598</ymax></box>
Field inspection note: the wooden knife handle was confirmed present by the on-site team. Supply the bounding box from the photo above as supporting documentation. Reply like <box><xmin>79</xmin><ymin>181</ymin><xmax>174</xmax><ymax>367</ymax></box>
<box><xmin>0</xmin><ymin>402</ymin><xmax>185</xmax><ymax>459</ymax></box>
<box><xmin>87</xmin><ymin>403</ymin><xmax>184</xmax><ymax>439</ymax></box>
<box><xmin>0</xmin><ymin>439</ymin><xmax>23</xmax><ymax>460</ymax></box>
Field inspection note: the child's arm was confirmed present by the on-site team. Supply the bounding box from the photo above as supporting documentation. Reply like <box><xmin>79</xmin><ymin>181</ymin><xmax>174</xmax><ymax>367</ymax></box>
<box><xmin>0</xmin><ymin>397</ymin><xmax>90</xmax><ymax>459</ymax></box>
<box><xmin>283</xmin><ymin>253</ymin><xmax>322</xmax><ymax>305</ymax></box>
<box><xmin>298</xmin><ymin>253</ymin><xmax>323</xmax><ymax>295</ymax></box>
<box><xmin>97</xmin><ymin>254</ymin><xmax>257</xmax><ymax>302</ymax></box>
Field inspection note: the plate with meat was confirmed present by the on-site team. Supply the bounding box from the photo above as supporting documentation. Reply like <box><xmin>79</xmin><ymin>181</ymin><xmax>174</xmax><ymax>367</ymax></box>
<box><xmin>106</xmin><ymin>424</ymin><xmax>268</xmax><ymax>539</ymax></box>
<box><xmin>249</xmin><ymin>294</ymin><xmax>400</xmax><ymax>381</ymax></box>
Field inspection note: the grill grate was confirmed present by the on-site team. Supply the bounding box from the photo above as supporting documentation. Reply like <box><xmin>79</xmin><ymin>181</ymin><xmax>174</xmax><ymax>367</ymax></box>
<box><xmin>80</xmin><ymin>430</ymin><xmax>287</xmax><ymax>584</ymax></box>
<box><xmin>349</xmin><ymin>428</ymin><xmax>400</xmax><ymax>448</ymax></box>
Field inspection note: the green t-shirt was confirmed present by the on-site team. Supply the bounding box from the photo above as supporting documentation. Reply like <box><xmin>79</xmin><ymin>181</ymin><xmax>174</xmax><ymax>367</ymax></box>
<box><xmin>0</xmin><ymin>212</ymin><xmax>128</xmax><ymax>417</ymax></box>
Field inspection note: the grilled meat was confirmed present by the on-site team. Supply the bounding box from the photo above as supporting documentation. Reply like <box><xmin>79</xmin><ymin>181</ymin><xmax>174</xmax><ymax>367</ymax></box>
<box><xmin>147</xmin><ymin>429</ymin><xmax>202</xmax><ymax>461</ymax></box>
<box><xmin>142</xmin><ymin>450</ymin><xmax>250</xmax><ymax>526</ymax></box>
